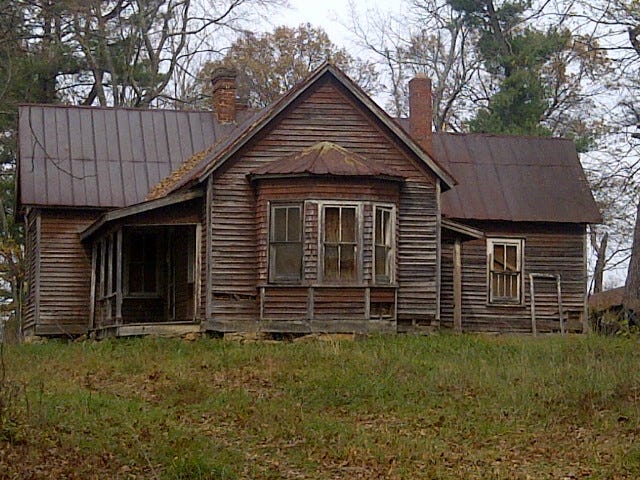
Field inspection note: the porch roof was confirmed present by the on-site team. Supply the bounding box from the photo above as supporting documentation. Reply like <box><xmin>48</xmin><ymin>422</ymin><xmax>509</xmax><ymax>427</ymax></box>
<box><xmin>80</xmin><ymin>190</ymin><xmax>203</xmax><ymax>241</ymax></box>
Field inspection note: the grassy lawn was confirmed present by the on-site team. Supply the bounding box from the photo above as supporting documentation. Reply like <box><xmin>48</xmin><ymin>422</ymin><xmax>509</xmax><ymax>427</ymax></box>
<box><xmin>1</xmin><ymin>333</ymin><xmax>639</xmax><ymax>479</ymax></box>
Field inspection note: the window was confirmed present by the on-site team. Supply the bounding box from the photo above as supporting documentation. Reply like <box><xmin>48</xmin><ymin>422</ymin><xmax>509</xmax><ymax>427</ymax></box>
<box><xmin>374</xmin><ymin>206</ymin><xmax>394</xmax><ymax>284</ymax></box>
<box><xmin>269</xmin><ymin>204</ymin><xmax>302</xmax><ymax>283</ymax></box>
<box><xmin>127</xmin><ymin>232</ymin><xmax>158</xmax><ymax>295</ymax></box>
<box><xmin>487</xmin><ymin>238</ymin><xmax>523</xmax><ymax>304</ymax></box>
<box><xmin>323</xmin><ymin>205</ymin><xmax>358</xmax><ymax>282</ymax></box>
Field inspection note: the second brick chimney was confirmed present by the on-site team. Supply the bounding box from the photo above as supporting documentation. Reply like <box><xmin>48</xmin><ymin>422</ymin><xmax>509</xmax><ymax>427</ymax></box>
<box><xmin>211</xmin><ymin>67</ymin><xmax>237</xmax><ymax>124</ymax></box>
<box><xmin>408</xmin><ymin>74</ymin><xmax>433</xmax><ymax>154</ymax></box>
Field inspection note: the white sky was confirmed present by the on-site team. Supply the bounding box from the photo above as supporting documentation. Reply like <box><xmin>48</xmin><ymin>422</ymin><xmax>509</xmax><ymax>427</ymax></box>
<box><xmin>266</xmin><ymin>0</ymin><xmax>398</xmax><ymax>50</ymax></box>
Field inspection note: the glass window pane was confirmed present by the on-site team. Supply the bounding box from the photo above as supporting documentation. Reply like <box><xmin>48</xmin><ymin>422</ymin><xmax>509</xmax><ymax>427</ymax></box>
<box><xmin>375</xmin><ymin>209</ymin><xmax>383</xmax><ymax>244</ymax></box>
<box><xmin>493</xmin><ymin>244</ymin><xmax>505</xmax><ymax>271</ymax></box>
<box><xmin>287</xmin><ymin>207</ymin><xmax>300</xmax><ymax>241</ymax></box>
<box><xmin>325</xmin><ymin>207</ymin><xmax>340</xmax><ymax>243</ymax></box>
<box><xmin>324</xmin><ymin>245</ymin><xmax>339</xmax><ymax>280</ymax></box>
<box><xmin>341</xmin><ymin>208</ymin><xmax>356</xmax><ymax>242</ymax></box>
<box><xmin>340</xmin><ymin>245</ymin><xmax>356</xmax><ymax>280</ymax></box>
<box><xmin>506</xmin><ymin>245</ymin><xmax>517</xmax><ymax>272</ymax></box>
<box><xmin>274</xmin><ymin>243</ymin><xmax>302</xmax><ymax>279</ymax></box>
<box><xmin>273</xmin><ymin>207</ymin><xmax>287</xmax><ymax>242</ymax></box>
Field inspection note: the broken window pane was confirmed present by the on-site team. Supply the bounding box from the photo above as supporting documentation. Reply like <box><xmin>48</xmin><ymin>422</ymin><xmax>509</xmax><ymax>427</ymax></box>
<box><xmin>493</xmin><ymin>244</ymin><xmax>504</xmax><ymax>271</ymax></box>
<box><xmin>341</xmin><ymin>207</ymin><xmax>356</xmax><ymax>242</ymax></box>
<box><xmin>325</xmin><ymin>207</ymin><xmax>340</xmax><ymax>243</ymax></box>
<box><xmin>340</xmin><ymin>245</ymin><xmax>356</xmax><ymax>280</ymax></box>
<box><xmin>506</xmin><ymin>245</ymin><xmax>517</xmax><ymax>272</ymax></box>
<box><xmin>324</xmin><ymin>245</ymin><xmax>339</xmax><ymax>281</ymax></box>
<box><xmin>322</xmin><ymin>205</ymin><xmax>362</xmax><ymax>282</ymax></box>
<box><xmin>488</xmin><ymin>239</ymin><xmax>522</xmax><ymax>303</ymax></box>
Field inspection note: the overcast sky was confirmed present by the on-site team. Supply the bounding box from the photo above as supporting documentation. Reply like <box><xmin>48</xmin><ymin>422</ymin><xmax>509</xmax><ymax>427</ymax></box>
<box><xmin>267</xmin><ymin>0</ymin><xmax>399</xmax><ymax>51</ymax></box>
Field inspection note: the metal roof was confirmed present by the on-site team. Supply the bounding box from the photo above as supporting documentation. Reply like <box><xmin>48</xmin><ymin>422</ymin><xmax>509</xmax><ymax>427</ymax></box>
<box><xmin>433</xmin><ymin>132</ymin><xmax>602</xmax><ymax>223</ymax></box>
<box><xmin>248</xmin><ymin>141</ymin><xmax>404</xmax><ymax>180</ymax></box>
<box><xmin>18</xmin><ymin>104</ymin><xmax>250</xmax><ymax>208</ymax></box>
<box><xmin>19</xmin><ymin>84</ymin><xmax>601</xmax><ymax>225</ymax></box>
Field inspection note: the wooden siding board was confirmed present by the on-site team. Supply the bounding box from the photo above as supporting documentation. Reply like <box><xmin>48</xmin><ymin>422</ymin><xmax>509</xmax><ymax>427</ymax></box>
<box><xmin>36</xmin><ymin>210</ymin><xmax>98</xmax><ymax>334</ymax></box>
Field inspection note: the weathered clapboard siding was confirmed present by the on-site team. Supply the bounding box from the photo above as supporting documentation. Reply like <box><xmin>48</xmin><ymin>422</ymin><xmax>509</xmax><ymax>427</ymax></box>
<box><xmin>441</xmin><ymin>222</ymin><xmax>587</xmax><ymax>333</ymax></box>
<box><xmin>37</xmin><ymin>210</ymin><xmax>98</xmax><ymax>335</ymax></box>
<box><xmin>314</xmin><ymin>287</ymin><xmax>366</xmax><ymax>319</ymax></box>
<box><xmin>304</xmin><ymin>201</ymin><xmax>319</xmax><ymax>282</ymax></box>
<box><xmin>262</xmin><ymin>287</ymin><xmax>308</xmax><ymax>319</ymax></box>
<box><xmin>205</xmin><ymin>77</ymin><xmax>439</xmax><ymax>329</ymax></box>
<box><xmin>397</xmin><ymin>183</ymin><xmax>438</xmax><ymax>325</ymax></box>
<box><xmin>22</xmin><ymin>208</ymin><xmax>39</xmax><ymax>335</ymax></box>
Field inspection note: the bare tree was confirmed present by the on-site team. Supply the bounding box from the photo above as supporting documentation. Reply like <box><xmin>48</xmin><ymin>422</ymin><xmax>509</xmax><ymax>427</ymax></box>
<box><xmin>347</xmin><ymin>0</ymin><xmax>481</xmax><ymax>130</ymax></box>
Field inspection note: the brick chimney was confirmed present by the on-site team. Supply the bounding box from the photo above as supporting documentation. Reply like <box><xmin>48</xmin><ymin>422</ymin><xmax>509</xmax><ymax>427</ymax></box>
<box><xmin>211</xmin><ymin>67</ymin><xmax>237</xmax><ymax>124</ymax></box>
<box><xmin>408</xmin><ymin>74</ymin><xmax>433</xmax><ymax>153</ymax></box>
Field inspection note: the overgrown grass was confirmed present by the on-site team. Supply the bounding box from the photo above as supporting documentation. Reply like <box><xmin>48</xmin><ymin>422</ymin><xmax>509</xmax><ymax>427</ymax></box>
<box><xmin>1</xmin><ymin>334</ymin><xmax>639</xmax><ymax>479</ymax></box>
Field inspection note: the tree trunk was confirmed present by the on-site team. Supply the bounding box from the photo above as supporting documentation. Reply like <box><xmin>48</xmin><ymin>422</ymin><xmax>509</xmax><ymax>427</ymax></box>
<box><xmin>624</xmin><ymin>201</ymin><xmax>640</xmax><ymax>320</ymax></box>
<box><xmin>591</xmin><ymin>231</ymin><xmax>608</xmax><ymax>294</ymax></box>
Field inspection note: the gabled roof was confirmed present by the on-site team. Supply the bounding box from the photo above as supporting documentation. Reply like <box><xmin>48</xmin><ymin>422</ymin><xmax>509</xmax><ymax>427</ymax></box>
<box><xmin>248</xmin><ymin>141</ymin><xmax>404</xmax><ymax>181</ymax></box>
<box><xmin>18</xmin><ymin>65</ymin><xmax>601</xmax><ymax>226</ymax></box>
<box><xmin>146</xmin><ymin>62</ymin><xmax>456</xmax><ymax>200</ymax></box>
<box><xmin>432</xmin><ymin>133</ymin><xmax>602</xmax><ymax>223</ymax></box>
<box><xmin>17</xmin><ymin>104</ymin><xmax>256</xmax><ymax>208</ymax></box>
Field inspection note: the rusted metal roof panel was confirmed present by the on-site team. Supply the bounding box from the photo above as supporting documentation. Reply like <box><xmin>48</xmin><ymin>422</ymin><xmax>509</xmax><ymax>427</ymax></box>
<box><xmin>18</xmin><ymin>104</ymin><xmax>237</xmax><ymax>208</ymax></box>
<box><xmin>249</xmin><ymin>141</ymin><xmax>404</xmax><ymax>179</ymax></box>
<box><xmin>432</xmin><ymin>133</ymin><xmax>602</xmax><ymax>223</ymax></box>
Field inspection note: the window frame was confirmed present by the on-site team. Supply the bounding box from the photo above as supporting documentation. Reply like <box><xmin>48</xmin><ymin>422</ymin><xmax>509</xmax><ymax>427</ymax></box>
<box><xmin>268</xmin><ymin>202</ymin><xmax>303</xmax><ymax>284</ymax></box>
<box><xmin>373</xmin><ymin>204</ymin><xmax>396</xmax><ymax>285</ymax></box>
<box><xmin>486</xmin><ymin>237</ymin><xmax>525</xmax><ymax>305</ymax></box>
<box><xmin>318</xmin><ymin>202</ymin><xmax>363</xmax><ymax>284</ymax></box>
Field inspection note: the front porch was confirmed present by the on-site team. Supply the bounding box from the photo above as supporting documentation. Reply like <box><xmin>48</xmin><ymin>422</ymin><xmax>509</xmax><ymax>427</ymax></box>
<box><xmin>89</xmin><ymin>224</ymin><xmax>200</xmax><ymax>336</ymax></box>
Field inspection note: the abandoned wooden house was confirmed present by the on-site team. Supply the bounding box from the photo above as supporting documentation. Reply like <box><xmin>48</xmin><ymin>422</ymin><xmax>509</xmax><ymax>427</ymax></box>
<box><xmin>17</xmin><ymin>63</ymin><xmax>601</xmax><ymax>338</ymax></box>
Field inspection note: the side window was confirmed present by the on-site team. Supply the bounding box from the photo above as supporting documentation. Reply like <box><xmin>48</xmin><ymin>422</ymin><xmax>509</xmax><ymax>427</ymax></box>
<box><xmin>269</xmin><ymin>204</ymin><xmax>302</xmax><ymax>283</ymax></box>
<box><xmin>374</xmin><ymin>206</ymin><xmax>394</xmax><ymax>284</ymax></box>
<box><xmin>487</xmin><ymin>238</ymin><xmax>523</xmax><ymax>304</ymax></box>
<box><xmin>323</xmin><ymin>205</ymin><xmax>358</xmax><ymax>282</ymax></box>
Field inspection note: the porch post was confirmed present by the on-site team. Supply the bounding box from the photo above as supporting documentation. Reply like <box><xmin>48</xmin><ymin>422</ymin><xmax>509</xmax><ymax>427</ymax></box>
<box><xmin>453</xmin><ymin>239</ymin><xmax>462</xmax><ymax>332</ymax></box>
<box><xmin>116</xmin><ymin>229</ymin><xmax>123</xmax><ymax>324</ymax></box>
<box><xmin>89</xmin><ymin>242</ymin><xmax>97</xmax><ymax>330</ymax></box>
